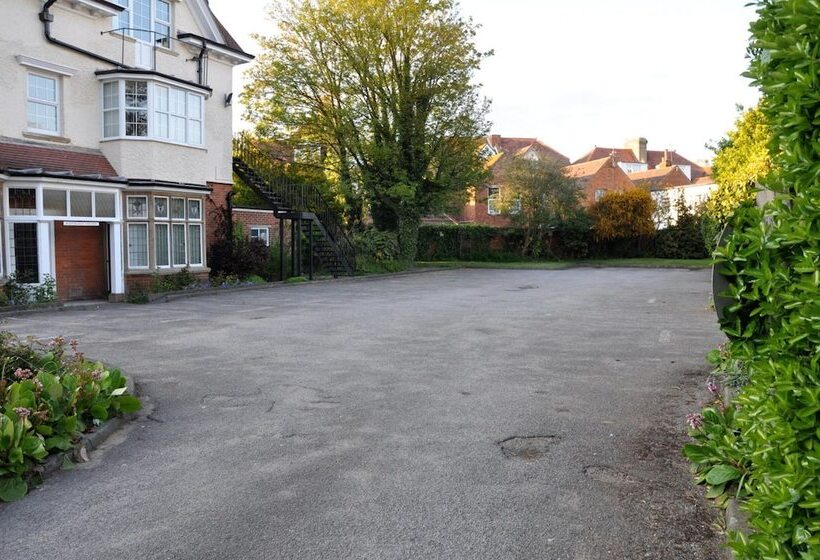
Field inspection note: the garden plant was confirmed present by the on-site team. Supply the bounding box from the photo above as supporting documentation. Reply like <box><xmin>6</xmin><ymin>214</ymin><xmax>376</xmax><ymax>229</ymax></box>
<box><xmin>0</xmin><ymin>334</ymin><xmax>140</xmax><ymax>502</ymax></box>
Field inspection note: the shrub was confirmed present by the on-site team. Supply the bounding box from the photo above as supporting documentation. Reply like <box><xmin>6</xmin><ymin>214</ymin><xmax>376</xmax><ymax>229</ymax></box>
<box><xmin>151</xmin><ymin>267</ymin><xmax>200</xmax><ymax>293</ymax></box>
<box><xmin>209</xmin><ymin>236</ymin><xmax>270</xmax><ymax>279</ymax></box>
<box><xmin>0</xmin><ymin>334</ymin><xmax>140</xmax><ymax>502</ymax></box>
<box><xmin>2</xmin><ymin>274</ymin><xmax>57</xmax><ymax>307</ymax></box>
<box><xmin>590</xmin><ymin>189</ymin><xmax>656</xmax><ymax>241</ymax></box>
<box><xmin>684</xmin><ymin>1</ymin><xmax>820</xmax><ymax>556</ymax></box>
<box><xmin>352</xmin><ymin>227</ymin><xmax>408</xmax><ymax>273</ymax></box>
<box><xmin>655</xmin><ymin>200</ymin><xmax>709</xmax><ymax>259</ymax></box>
<box><xmin>417</xmin><ymin>224</ymin><xmax>525</xmax><ymax>261</ymax></box>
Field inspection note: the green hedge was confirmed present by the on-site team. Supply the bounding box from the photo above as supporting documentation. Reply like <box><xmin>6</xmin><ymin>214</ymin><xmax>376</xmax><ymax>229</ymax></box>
<box><xmin>683</xmin><ymin>1</ymin><xmax>820</xmax><ymax>557</ymax></box>
<box><xmin>418</xmin><ymin>223</ymin><xmax>708</xmax><ymax>261</ymax></box>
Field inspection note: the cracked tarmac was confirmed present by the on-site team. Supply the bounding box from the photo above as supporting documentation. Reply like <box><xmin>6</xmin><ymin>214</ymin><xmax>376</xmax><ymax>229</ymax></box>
<box><xmin>0</xmin><ymin>268</ymin><xmax>727</xmax><ymax>559</ymax></box>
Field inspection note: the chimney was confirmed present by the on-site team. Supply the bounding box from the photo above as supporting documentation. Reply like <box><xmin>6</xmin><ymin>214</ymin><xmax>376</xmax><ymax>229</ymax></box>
<box><xmin>610</xmin><ymin>149</ymin><xmax>618</xmax><ymax>167</ymax></box>
<box><xmin>660</xmin><ymin>149</ymin><xmax>671</xmax><ymax>168</ymax></box>
<box><xmin>625</xmin><ymin>137</ymin><xmax>647</xmax><ymax>163</ymax></box>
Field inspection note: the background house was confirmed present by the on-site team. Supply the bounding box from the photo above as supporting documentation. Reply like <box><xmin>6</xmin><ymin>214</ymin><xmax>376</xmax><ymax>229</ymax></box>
<box><xmin>460</xmin><ymin>135</ymin><xmax>570</xmax><ymax>226</ymax></box>
<box><xmin>0</xmin><ymin>0</ymin><xmax>251</xmax><ymax>300</ymax></box>
<box><xmin>563</xmin><ymin>154</ymin><xmax>637</xmax><ymax>206</ymax></box>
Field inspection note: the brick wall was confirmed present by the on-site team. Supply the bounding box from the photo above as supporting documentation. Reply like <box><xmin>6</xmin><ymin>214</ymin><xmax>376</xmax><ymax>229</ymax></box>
<box><xmin>579</xmin><ymin>167</ymin><xmax>636</xmax><ymax>207</ymax></box>
<box><xmin>233</xmin><ymin>208</ymin><xmax>282</xmax><ymax>244</ymax></box>
<box><xmin>206</xmin><ymin>181</ymin><xmax>233</xmax><ymax>249</ymax></box>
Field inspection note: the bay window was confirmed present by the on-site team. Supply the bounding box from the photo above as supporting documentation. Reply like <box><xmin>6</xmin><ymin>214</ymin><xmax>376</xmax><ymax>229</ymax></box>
<box><xmin>102</xmin><ymin>79</ymin><xmax>204</xmax><ymax>146</ymax></box>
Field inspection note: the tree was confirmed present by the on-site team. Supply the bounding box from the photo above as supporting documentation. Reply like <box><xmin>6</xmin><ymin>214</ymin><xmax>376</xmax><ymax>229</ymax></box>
<box><xmin>496</xmin><ymin>158</ymin><xmax>584</xmax><ymax>257</ymax></box>
<box><xmin>590</xmin><ymin>189</ymin><xmax>656</xmax><ymax>241</ymax></box>
<box><xmin>243</xmin><ymin>0</ymin><xmax>492</xmax><ymax>260</ymax></box>
<box><xmin>705</xmin><ymin>106</ymin><xmax>773</xmax><ymax>222</ymax></box>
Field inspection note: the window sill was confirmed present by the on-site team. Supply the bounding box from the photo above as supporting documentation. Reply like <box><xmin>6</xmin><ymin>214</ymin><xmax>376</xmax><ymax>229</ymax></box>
<box><xmin>23</xmin><ymin>131</ymin><xmax>71</xmax><ymax>144</ymax></box>
<box><xmin>100</xmin><ymin>137</ymin><xmax>207</xmax><ymax>152</ymax></box>
<box><xmin>126</xmin><ymin>266</ymin><xmax>209</xmax><ymax>276</ymax></box>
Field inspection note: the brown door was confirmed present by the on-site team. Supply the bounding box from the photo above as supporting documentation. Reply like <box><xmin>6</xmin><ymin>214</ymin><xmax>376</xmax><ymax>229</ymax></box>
<box><xmin>54</xmin><ymin>222</ymin><xmax>107</xmax><ymax>301</ymax></box>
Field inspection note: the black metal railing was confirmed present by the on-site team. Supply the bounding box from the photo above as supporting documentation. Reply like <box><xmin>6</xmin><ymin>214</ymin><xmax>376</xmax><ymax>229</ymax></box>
<box><xmin>232</xmin><ymin>134</ymin><xmax>356</xmax><ymax>275</ymax></box>
<box><xmin>101</xmin><ymin>28</ymin><xmax>187</xmax><ymax>76</ymax></box>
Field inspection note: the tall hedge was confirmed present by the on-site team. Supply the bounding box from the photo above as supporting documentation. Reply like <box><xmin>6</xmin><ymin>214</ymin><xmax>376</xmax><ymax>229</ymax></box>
<box><xmin>687</xmin><ymin>2</ymin><xmax>820</xmax><ymax>557</ymax></box>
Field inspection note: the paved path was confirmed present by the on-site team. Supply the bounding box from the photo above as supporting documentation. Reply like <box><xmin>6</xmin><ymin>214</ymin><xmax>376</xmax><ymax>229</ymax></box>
<box><xmin>0</xmin><ymin>268</ymin><xmax>726</xmax><ymax>559</ymax></box>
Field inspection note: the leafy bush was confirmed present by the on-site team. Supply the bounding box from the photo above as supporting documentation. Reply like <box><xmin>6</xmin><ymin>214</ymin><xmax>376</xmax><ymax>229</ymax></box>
<box><xmin>0</xmin><ymin>334</ymin><xmax>140</xmax><ymax>502</ymax></box>
<box><xmin>352</xmin><ymin>227</ymin><xmax>408</xmax><ymax>273</ymax></box>
<box><xmin>684</xmin><ymin>1</ymin><xmax>820</xmax><ymax>556</ymax></box>
<box><xmin>151</xmin><ymin>267</ymin><xmax>200</xmax><ymax>293</ymax></box>
<box><xmin>655</xmin><ymin>200</ymin><xmax>710</xmax><ymax>259</ymax></box>
<box><xmin>2</xmin><ymin>274</ymin><xmax>57</xmax><ymax>307</ymax></box>
<box><xmin>590</xmin><ymin>189</ymin><xmax>656</xmax><ymax>241</ymax></box>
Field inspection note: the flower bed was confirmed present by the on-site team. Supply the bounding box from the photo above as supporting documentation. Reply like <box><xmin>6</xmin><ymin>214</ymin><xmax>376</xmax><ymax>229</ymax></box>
<box><xmin>0</xmin><ymin>333</ymin><xmax>140</xmax><ymax>502</ymax></box>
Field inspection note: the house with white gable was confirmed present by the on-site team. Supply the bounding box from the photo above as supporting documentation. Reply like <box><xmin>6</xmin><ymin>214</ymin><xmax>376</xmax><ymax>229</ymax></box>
<box><xmin>0</xmin><ymin>0</ymin><xmax>252</xmax><ymax>300</ymax></box>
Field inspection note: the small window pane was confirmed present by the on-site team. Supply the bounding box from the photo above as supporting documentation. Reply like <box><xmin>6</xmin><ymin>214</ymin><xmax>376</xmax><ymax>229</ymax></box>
<box><xmin>12</xmin><ymin>223</ymin><xmax>39</xmax><ymax>283</ymax></box>
<box><xmin>70</xmin><ymin>191</ymin><xmax>93</xmax><ymax>217</ymax></box>
<box><xmin>9</xmin><ymin>188</ymin><xmax>36</xmax><ymax>216</ymax></box>
<box><xmin>127</xmin><ymin>196</ymin><xmax>148</xmax><ymax>219</ymax></box>
<box><xmin>103</xmin><ymin>82</ymin><xmax>119</xmax><ymax>110</ymax></box>
<box><xmin>154</xmin><ymin>197</ymin><xmax>169</xmax><ymax>219</ymax></box>
<box><xmin>28</xmin><ymin>74</ymin><xmax>56</xmax><ymax>102</ymax></box>
<box><xmin>128</xmin><ymin>223</ymin><xmax>149</xmax><ymax>268</ymax></box>
<box><xmin>103</xmin><ymin>109</ymin><xmax>119</xmax><ymax>138</ymax></box>
<box><xmin>125</xmin><ymin>109</ymin><xmax>148</xmax><ymax>137</ymax></box>
<box><xmin>186</xmin><ymin>93</ymin><xmax>201</xmax><ymax>119</ymax></box>
<box><xmin>43</xmin><ymin>189</ymin><xmax>67</xmax><ymax>216</ymax></box>
<box><xmin>170</xmin><ymin>198</ymin><xmax>185</xmax><ymax>220</ymax></box>
<box><xmin>187</xmin><ymin>199</ymin><xmax>202</xmax><ymax>220</ymax></box>
<box><xmin>95</xmin><ymin>192</ymin><xmax>116</xmax><ymax>218</ymax></box>
<box><xmin>188</xmin><ymin>224</ymin><xmax>202</xmax><ymax>265</ymax></box>
<box><xmin>172</xmin><ymin>223</ymin><xmax>186</xmax><ymax>265</ymax></box>
<box><xmin>155</xmin><ymin>223</ymin><xmax>170</xmax><ymax>267</ymax></box>
<box><xmin>27</xmin><ymin>102</ymin><xmax>58</xmax><ymax>132</ymax></box>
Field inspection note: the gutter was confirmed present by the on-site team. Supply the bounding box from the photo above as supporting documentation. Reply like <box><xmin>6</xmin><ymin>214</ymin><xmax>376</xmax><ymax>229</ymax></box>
<box><xmin>40</xmin><ymin>0</ymin><xmax>130</xmax><ymax>69</ymax></box>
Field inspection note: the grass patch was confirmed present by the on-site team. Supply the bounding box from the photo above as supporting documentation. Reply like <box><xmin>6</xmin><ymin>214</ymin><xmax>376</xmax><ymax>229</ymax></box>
<box><xmin>416</xmin><ymin>258</ymin><xmax>712</xmax><ymax>270</ymax></box>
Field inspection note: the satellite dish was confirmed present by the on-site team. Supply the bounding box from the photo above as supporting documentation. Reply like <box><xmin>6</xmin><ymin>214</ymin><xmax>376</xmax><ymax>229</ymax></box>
<box><xmin>712</xmin><ymin>225</ymin><xmax>734</xmax><ymax>325</ymax></box>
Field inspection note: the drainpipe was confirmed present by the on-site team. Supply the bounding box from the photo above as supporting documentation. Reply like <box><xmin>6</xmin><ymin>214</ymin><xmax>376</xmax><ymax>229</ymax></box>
<box><xmin>40</xmin><ymin>0</ymin><xmax>130</xmax><ymax>68</ymax></box>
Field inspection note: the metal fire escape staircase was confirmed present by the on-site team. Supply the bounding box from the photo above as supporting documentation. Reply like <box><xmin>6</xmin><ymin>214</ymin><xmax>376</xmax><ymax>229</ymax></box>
<box><xmin>232</xmin><ymin>135</ymin><xmax>356</xmax><ymax>278</ymax></box>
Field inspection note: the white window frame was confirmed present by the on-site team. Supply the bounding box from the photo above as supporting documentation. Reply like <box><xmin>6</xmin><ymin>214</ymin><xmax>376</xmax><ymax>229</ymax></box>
<box><xmin>127</xmin><ymin>195</ymin><xmax>149</xmax><ymax>219</ymax></box>
<box><xmin>487</xmin><ymin>186</ymin><xmax>501</xmax><ymax>216</ymax></box>
<box><xmin>187</xmin><ymin>199</ymin><xmax>202</xmax><ymax>222</ymax></box>
<box><xmin>187</xmin><ymin>224</ymin><xmax>203</xmax><ymax>266</ymax></box>
<box><xmin>101</xmin><ymin>78</ymin><xmax>204</xmax><ymax>147</ymax></box>
<box><xmin>594</xmin><ymin>189</ymin><xmax>606</xmax><ymax>203</ymax></box>
<box><xmin>171</xmin><ymin>222</ymin><xmax>187</xmax><ymax>266</ymax></box>
<box><xmin>154</xmin><ymin>222</ymin><xmax>171</xmax><ymax>268</ymax></box>
<box><xmin>114</xmin><ymin>0</ymin><xmax>173</xmax><ymax>47</ymax></box>
<box><xmin>250</xmin><ymin>226</ymin><xmax>270</xmax><ymax>246</ymax></box>
<box><xmin>153</xmin><ymin>195</ymin><xmax>169</xmax><ymax>219</ymax></box>
<box><xmin>127</xmin><ymin>223</ymin><xmax>150</xmax><ymax>270</ymax></box>
<box><xmin>26</xmin><ymin>72</ymin><xmax>60</xmax><ymax>135</ymax></box>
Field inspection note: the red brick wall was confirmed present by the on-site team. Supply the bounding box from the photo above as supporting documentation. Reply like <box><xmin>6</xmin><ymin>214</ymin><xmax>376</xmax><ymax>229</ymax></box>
<box><xmin>579</xmin><ymin>167</ymin><xmax>636</xmax><ymax>207</ymax></box>
<box><xmin>125</xmin><ymin>271</ymin><xmax>209</xmax><ymax>293</ymax></box>
<box><xmin>206</xmin><ymin>182</ymin><xmax>233</xmax><ymax>248</ymax></box>
<box><xmin>233</xmin><ymin>208</ymin><xmax>281</xmax><ymax>244</ymax></box>
<box><xmin>465</xmin><ymin>185</ymin><xmax>513</xmax><ymax>227</ymax></box>
<box><xmin>54</xmin><ymin>222</ymin><xmax>107</xmax><ymax>301</ymax></box>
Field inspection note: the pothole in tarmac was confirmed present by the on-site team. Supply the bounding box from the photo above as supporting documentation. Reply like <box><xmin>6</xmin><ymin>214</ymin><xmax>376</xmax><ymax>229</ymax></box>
<box><xmin>498</xmin><ymin>435</ymin><xmax>560</xmax><ymax>460</ymax></box>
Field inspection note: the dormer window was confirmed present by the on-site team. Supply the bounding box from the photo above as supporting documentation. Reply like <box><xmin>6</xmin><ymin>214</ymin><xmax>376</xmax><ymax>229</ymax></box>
<box><xmin>114</xmin><ymin>0</ymin><xmax>172</xmax><ymax>47</ymax></box>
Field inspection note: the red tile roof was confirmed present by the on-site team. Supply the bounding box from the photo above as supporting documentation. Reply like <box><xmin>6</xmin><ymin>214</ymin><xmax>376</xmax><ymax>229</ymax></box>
<box><xmin>563</xmin><ymin>156</ymin><xmax>612</xmax><ymax>178</ymax></box>
<box><xmin>628</xmin><ymin>166</ymin><xmax>691</xmax><ymax>189</ymax></box>
<box><xmin>0</xmin><ymin>139</ymin><xmax>120</xmax><ymax>179</ymax></box>
<box><xmin>487</xmin><ymin>136</ymin><xmax>570</xmax><ymax>166</ymax></box>
<box><xmin>574</xmin><ymin>147</ymin><xmax>639</xmax><ymax>165</ymax></box>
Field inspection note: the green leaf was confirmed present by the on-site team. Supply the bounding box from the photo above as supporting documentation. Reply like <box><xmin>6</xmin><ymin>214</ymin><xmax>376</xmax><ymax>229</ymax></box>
<box><xmin>0</xmin><ymin>476</ymin><xmax>28</xmax><ymax>502</ymax></box>
<box><xmin>706</xmin><ymin>464</ymin><xmax>742</xmax><ymax>486</ymax></box>
<box><xmin>90</xmin><ymin>404</ymin><xmax>108</xmax><ymax>421</ymax></box>
<box><xmin>117</xmin><ymin>395</ymin><xmax>142</xmax><ymax>414</ymax></box>
<box><xmin>45</xmin><ymin>435</ymin><xmax>72</xmax><ymax>451</ymax></box>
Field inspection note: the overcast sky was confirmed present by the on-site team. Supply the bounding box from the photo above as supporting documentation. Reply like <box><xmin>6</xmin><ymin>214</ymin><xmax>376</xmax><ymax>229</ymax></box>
<box><xmin>209</xmin><ymin>0</ymin><xmax>760</xmax><ymax>163</ymax></box>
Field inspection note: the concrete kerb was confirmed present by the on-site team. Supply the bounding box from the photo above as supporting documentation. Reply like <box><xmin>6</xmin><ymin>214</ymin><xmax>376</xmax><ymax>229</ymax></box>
<box><xmin>39</xmin><ymin>372</ymin><xmax>139</xmax><ymax>479</ymax></box>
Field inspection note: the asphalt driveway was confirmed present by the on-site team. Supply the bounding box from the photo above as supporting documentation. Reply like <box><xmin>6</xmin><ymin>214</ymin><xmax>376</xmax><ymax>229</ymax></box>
<box><xmin>0</xmin><ymin>268</ymin><xmax>727</xmax><ymax>559</ymax></box>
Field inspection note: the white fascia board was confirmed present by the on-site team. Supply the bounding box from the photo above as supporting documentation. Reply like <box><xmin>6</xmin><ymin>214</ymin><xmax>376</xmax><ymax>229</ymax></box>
<box><xmin>60</xmin><ymin>0</ymin><xmax>123</xmax><ymax>18</ymax></box>
<box><xmin>178</xmin><ymin>37</ymin><xmax>253</xmax><ymax>65</ymax></box>
<box><xmin>16</xmin><ymin>55</ymin><xmax>78</xmax><ymax>77</ymax></box>
<box><xmin>188</xmin><ymin>0</ymin><xmax>222</xmax><ymax>42</ymax></box>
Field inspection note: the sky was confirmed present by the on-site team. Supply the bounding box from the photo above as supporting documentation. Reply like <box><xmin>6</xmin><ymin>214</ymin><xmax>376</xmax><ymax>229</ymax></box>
<box><xmin>209</xmin><ymin>0</ymin><xmax>761</xmax><ymax>164</ymax></box>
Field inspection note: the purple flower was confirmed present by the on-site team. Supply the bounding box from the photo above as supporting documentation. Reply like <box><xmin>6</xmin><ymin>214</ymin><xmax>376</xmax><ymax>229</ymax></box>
<box><xmin>686</xmin><ymin>413</ymin><xmax>704</xmax><ymax>430</ymax></box>
<box><xmin>50</xmin><ymin>336</ymin><xmax>66</xmax><ymax>347</ymax></box>
<box><xmin>13</xmin><ymin>407</ymin><xmax>31</xmax><ymax>419</ymax></box>
<box><xmin>90</xmin><ymin>369</ymin><xmax>103</xmax><ymax>381</ymax></box>
<box><xmin>13</xmin><ymin>368</ymin><xmax>33</xmax><ymax>380</ymax></box>
<box><xmin>707</xmin><ymin>379</ymin><xmax>720</xmax><ymax>395</ymax></box>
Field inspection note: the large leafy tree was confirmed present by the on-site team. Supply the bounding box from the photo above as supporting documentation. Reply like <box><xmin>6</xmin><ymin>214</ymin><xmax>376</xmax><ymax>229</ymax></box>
<box><xmin>243</xmin><ymin>0</ymin><xmax>491</xmax><ymax>260</ymax></box>
<box><xmin>705</xmin><ymin>105</ymin><xmax>773</xmax><ymax>222</ymax></box>
<box><xmin>497</xmin><ymin>158</ymin><xmax>584</xmax><ymax>257</ymax></box>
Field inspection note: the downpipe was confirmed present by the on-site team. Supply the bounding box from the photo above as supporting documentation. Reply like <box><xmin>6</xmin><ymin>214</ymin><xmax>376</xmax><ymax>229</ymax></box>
<box><xmin>40</xmin><ymin>0</ymin><xmax>130</xmax><ymax>68</ymax></box>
